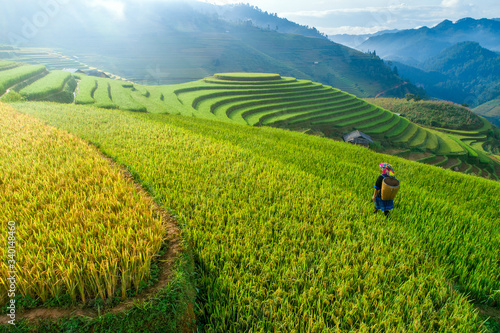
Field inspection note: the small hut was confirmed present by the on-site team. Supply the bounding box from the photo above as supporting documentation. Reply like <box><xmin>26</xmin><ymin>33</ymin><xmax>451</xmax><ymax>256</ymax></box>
<box><xmin>343</xmin><ymin>130</ymin><xmax>374</xmax><ymax>146</ymax></box>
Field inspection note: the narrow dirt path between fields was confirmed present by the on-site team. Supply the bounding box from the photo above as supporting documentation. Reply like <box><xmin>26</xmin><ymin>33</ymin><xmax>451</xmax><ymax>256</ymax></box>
<box><xmin>0</xmin><ymin>153</ymin><xmax>185</xmax><ymax>326</ymax></box>
<box><xmin>73</xmin><ymin>79</ymin><xmax>79</xmax><ymax>104</ymax></box>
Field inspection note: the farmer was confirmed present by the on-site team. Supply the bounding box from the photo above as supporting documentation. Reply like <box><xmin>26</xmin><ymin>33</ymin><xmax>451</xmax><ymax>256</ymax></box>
<box><xmin>372</xmin><ymin>162</ymin><xmax>395</xmax><ymax>217</ymax></box>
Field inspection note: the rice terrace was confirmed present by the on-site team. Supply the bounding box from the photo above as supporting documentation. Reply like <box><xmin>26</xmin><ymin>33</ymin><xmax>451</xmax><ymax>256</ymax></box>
<box><xmin>1</xmin><ymin>1</ymin><xmax>500</xmax><ymax>332</ymax></box>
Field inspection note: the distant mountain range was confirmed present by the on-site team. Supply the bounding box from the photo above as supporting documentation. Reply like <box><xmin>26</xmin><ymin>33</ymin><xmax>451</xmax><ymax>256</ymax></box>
<box><xmin>358</xmin><ymin>18</ymin><xmax>500</xmax><ymax>64</ymax></box>
<box><xmin>328</xmin><ymin>30</ymin><xmax>400</xmax><ymax>49</ymax></box>
<box><xmin>335</xmin><ymin>18</ymin><xmax>500</xmax><ymax>114</ymax></box>
<box><xmin>0</xmin><ymin>0</ymin><xmax>420</xmax><ymax>99</ymax></box>
<box><xmin>393</xmin><ymin>41</ymin><xmax>500</xmax><ymax>105</ymax></box>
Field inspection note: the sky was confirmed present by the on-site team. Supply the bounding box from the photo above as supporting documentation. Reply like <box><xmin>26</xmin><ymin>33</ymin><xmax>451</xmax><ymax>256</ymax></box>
<box><xmin>199</xmin><ymin>0</ymin><xmax>500</xmax><ymax>35</ymax></box>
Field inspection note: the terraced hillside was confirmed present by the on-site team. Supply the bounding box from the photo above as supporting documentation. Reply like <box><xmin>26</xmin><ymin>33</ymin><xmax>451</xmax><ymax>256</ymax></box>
<box><xmin>0</xmin><ymin>62</ymin><xmax>47</xmax><ymax>97</ymax></box>
<box><xmin>2</xmin><ymin>64</ymin><xmax>499</xmax><ymax>180</ymax></box>
<box><xmin>172</xmin><ymin>73</ymin><xmax>466</xmax><ymax>155</ymax></box>
<box><xmin>0</xmin><ymin>47</ymin><xmax>126</xmax><ymax>80</ymax></box>
<box><xmin>474</xmin><ymin>98</ymin><xmax>500</xmax><ymax>127</ymax></box>
<box><xmin>0</xmin><ymin>48</ymin><xmax>86</xmax><ymax>71</ymax></box>
<box><xmin>367</xmin><ymin>98</ymin><xmax>500</xmax><ymax>181</ymax></box>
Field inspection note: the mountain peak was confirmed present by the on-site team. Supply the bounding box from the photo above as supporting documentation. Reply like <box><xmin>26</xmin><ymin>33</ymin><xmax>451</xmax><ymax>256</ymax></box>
<box><xmin>435</xmin><ymin>19</ymin><xmax>453</xmax><ymax>28</ymax></box>
<box><xmin>455</xmin><ymin>17</ymin><xmax>475</xmax><ymax>24</ymax></box>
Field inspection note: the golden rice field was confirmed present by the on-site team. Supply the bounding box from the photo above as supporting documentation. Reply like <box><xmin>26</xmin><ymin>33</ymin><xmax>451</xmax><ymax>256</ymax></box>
<box><xmin>0</xmin><ymin>103</ymin><xmax>165</xmax><ymax>305</ymax></box>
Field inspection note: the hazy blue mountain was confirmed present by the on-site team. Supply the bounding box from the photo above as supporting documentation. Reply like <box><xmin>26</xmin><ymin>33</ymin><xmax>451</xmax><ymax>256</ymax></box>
<box><xmin>328</xmin><ymin>30</ymin><xmax>400</xmax><ymax>49</ymax></box>
<box><xmin>392</xmin><ymin>42</ymin><xmax>500</xmax><ymax>107</ymax></box>
<box><xmin>423</xmin><ymin>42</ymin><xmax>500</xmax><ymax>80</ymax></box>
<box><xmin>0</xmin><ymin>0</ymin><xmax>421</xmax><ymax>98</ymax></box>
<box><xmin>358</xmin><ymin>18</ymin><xmax>500</xmax><ymax>64</ymax></box>
<box><xmin>391</xmin><ymin>61</ymin><xmax>466</xmax><ymax>103</ymax></box>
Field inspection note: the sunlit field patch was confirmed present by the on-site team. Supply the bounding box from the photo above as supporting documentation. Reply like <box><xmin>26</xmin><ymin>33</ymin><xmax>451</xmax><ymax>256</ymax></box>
<box><xmin>0</xmin><ymin>103</ymin><xmax>165</xmax><ymax>306</ymax></box>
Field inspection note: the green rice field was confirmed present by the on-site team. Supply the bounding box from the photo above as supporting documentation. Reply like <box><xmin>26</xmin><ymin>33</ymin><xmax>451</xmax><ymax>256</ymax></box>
<box><xmin>4</xmin><ymin>101</ymin><xmax>499</xmax><ymax>332</ymax></box>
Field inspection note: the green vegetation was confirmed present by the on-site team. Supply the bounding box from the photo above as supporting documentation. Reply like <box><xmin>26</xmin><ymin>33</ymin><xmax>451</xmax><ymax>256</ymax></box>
<box><xmin>74</xmin><ymin>74</ymin><xmax>97</xmax><ymax>105</ymax></box>
<box><xmin>108</xmin><ymin>80</ymin><xmax>147</xmax><ymax>112</ymax></box>
<box><xmin>385</xmin><ymin>117</ymin><xmax>411</xmax><ymax>138</ymax></box>
<box><xmin>8</xmin><ymin>65</ymin><xmax>494</xmax><ymax>178</ymax></box>
<box><xmin>407</xmin><ymin>128</ymin><xmax>427</xmax><ymax>147</ymax></box>
<box><xmin>0</xmin><ymin>90</ymin><xmax>23</xmax><ymax>103</ymax></box>
<box><xmin>74</xmin><ymin>76</ymin><xmax>146</xmax><ymax>111</ymax></box>
<box><xmin>365</xmin><ymin>98</ymin><xmax>483</xmax><ymax>130</ymax></box>
<box><xmin>9</xmin><ymin>101</ymin><xmax>500</xmax><ymax>332</ymax></box>
<box><xmin>0</xmin><ymin>64</ymin><xmax>46</xmax><ymax>95</ymax></box>
<box><xmin>0</xmin><ymin>61</ymin><xmax>496</xmax><ymax>182</ymax></box>
<box><xmin>172</xmin><ymin>74</ymin><xmax>467</xmax><ymax>159</ymax></box>
<box><xmin>0</xmin><ymin>48</ymin><xmax>88</xmax><ymax>71</ymax></box>
<box><xmin>93</xmin><ymin>78</ymin><xmax>117</xmax><ymax>109</ymax></box>
<box><xmin>368</xmin><ymin>98</ymin><xmax>500</xmax><ymax>178</ymax></box>
<box><xmin>0</xmin><ymin>61</ymin><xmax>17</xmax><ymax>70</ymax></box>
<box><xmin>426</xmin><ymin>128</ymin><xmax>464</xmax><ymax>155</ymax></box>
<box><xmin>214</xmin><ymin>73</ymin><xmax>281</xmax><ymax>81</ymax></box>
<box><xmin>474</xmin><ymin>98</ymin><xmax>500</xmax><ymax>127</ymax></box>
<box><xmin>19</xmin><ymin>70</ymin><xmax>77</xmax><ymax>103</ymax></box>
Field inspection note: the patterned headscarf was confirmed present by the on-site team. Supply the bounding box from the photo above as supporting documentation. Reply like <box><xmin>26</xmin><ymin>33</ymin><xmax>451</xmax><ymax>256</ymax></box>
<box><xmin>379</xmin><ymin>162</ymin><xmax>395</xmax><ymax>176</ymax></box>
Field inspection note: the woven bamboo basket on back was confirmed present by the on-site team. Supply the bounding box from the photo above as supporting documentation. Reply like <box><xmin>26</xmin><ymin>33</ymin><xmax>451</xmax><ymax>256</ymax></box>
<box><xmin>381</xmin><ymin>177</ymin><xmax>400</xmax><ymax>200</ymax></box>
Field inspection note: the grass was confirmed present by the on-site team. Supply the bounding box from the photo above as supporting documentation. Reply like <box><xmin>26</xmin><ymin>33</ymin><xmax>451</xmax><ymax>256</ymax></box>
<box><xmin>0</xmin><ymin>65</ymin><xmax>46</xmax><ymax>95</ymax></box>
<box><xmin>335</xmin><ymin>107</ymin><xmax>385</xmax><ymax>127</ymax></box>
<box><xmin>0</xmin><ymin>61</ymin><xmax>17</xmax><ymax>70</ymax></box>
<box><xmin>355</xmin><ymin>112</ymin><xmax>395</xmax><ymax>131</ymax></box>
<box><xmin>393</xmin><ymin>123</ymin><xmax>419</xmax><ymax>143</ymax></box>
<box><xmin>19</xmin><ymin>70</ymin><xmax>76</xmax><ymax>103</ymax></box>
<box><xmin>75</xmin><ymin>74</ymin><xmax>97</xmax><ymax>105</ymax></box>
<box><xmin>214</xmin><ymin>73</ymin><xmax>282</xmax><ymax>81</ymax></box>
<box><xmin>424</xmin><ymin>131</ymin><xmax>439</xmax><ymax>151</ymax></box>
<box><xmin>257</xmin><ymin>97</ymin><xmax>359</xmax><ymax>123</ymax></box>
<box><xmin>427</xmin><ymin>129</ymin><xmax>465</xmax><ymax>155</ymax></box>
<box><xmin>206</xmin><ymin>87</ymin><xmax>336</xmax><ymax>115</ymax></box>
<box><xmin>204</xmin><ymin>76</ymin><xmax>297</xmax><ymax>85</ymax></box>
<box><xmin>365</xmin><ymin>98</ymin><xmax>483</xmax><ymax>131</ymax></box>
<box><xmin>244</xmin><ymin>95</ymin><xmax>358</xmax><ymax>126</ymax></box>
<box><xmin>93</xmin><ymin>78</ymin><xmax>117</xmax><ymax>109</ymax></box>
<box><xmin>170</xmin><ymin>74</ymin><xmax>470</xmax><ymax>156</ymax></box>
<box><xmin>211</xmin><ymin>88</ymin><xmax>337</xmax><ymax>123</ymax></box>
<box><xmin>385</xmin><ymin>117</ymin><xmax>411</xmax><ymax>138</ymax></box>
<box><xmin>308</xmin><ymin>105</ymin><xmax>378</xmax><ymax>125</ymax></box>
<box><xmin>408</xmin><ymin>128</ymin><xmax>428</xmax><ymax>147</ymax></box>
<box><xmin>108</xmin><ymin>80</ymin><xmax>147</xmax><ymax>112</ymax></box>
<box><xmin>10</xmin><ymin>101</ymin><xmax>500</xmax><ymax>332</ymax></box>
<box><xmin>436</xmin><ymin>116</ymin><xmax>493</xmax><ymax>135</ymax></box>
<box><xmin>474</xmin><ymin>98</ymin><xmax>500</xmax><ymax>127</ymax></box>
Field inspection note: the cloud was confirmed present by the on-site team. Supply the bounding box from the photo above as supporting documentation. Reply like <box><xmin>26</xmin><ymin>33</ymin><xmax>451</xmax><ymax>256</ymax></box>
<box><xmin>87</xmin><ymin>0</ymin><xmax>126</xmax><ymax>20</ymax></box>
<box><xmin>281</xmin><ymin>4</ymin><xmax>409</xmax><ymax>18</ymax></box>
<box><xmin>318</xmin><ymin>25</ymin><xmax>392</xmax><ymax>35</ymax></box>
<box><xmin>441</xmin><ymin>0</ymin><xmax>461</xmax><ymax>8</ymax></box>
